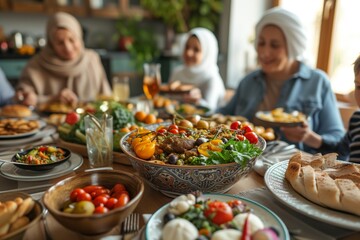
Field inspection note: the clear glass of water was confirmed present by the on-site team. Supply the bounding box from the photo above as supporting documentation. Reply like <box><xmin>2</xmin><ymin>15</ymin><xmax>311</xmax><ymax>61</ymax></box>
<box><xmin>84</xmin><ymin>114</ymin><xmax>113</xmax><ymax>168</ymax></box>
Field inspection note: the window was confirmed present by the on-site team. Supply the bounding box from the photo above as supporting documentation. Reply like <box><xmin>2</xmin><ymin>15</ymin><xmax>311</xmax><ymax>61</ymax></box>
<box><xmin>278</xmin><ymin>0</ymin><xmax>360</xmax><ymax>95</ymax></box>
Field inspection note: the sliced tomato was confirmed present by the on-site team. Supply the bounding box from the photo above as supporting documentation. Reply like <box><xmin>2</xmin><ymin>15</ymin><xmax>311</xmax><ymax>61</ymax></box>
<box><xmin>204</xmin><ymin>201</ymin><xmax>233</xmax><ymax>225</ymax></box>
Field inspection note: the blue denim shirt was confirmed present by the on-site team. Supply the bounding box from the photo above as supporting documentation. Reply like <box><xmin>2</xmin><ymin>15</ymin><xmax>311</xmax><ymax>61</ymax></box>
<box><xmin>0</xmin><ymin>68</ymin><xmax>14</xmax><ymax>107</ymax></box>
<box><xmin>217</xmin><ymin>62</ymin><xmax>345</xmax><ymax>154</ymax></box>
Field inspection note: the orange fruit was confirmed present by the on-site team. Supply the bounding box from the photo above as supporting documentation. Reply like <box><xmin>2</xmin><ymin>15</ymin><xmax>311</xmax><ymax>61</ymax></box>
<box><xmin>144</xmin><ymin>114</ymin><xmax>157</xmax><ymax>124</ymax></box>
<box><xmin>135</xmin><ymin>111</ymin><xmax>147</xmax><ymax>121</ymax></box>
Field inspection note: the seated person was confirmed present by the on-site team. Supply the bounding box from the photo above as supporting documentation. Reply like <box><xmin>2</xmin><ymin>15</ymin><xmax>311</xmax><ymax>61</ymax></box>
<box><xmin>17</xmin><ymin>12</ymin><xmax>111</xmax><ymax>107</ymax></box>
<box><xmin>217</xmin><ymin>7</ymin><xmax>345</xmax><ymax>155</ymax></box>
<box><xmin>168</xmin><ymin>27</ymin><xmax>226</xmax><ymax>111</ymax></box>
<box><xmin>0</xmin><ymin>67</ymin><xmax>15</xmax><ymax>107</ymax></box>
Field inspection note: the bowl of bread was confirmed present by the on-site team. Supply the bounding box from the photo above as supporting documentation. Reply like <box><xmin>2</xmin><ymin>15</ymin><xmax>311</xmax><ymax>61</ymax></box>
<box><xmin>0</xmin><ymin>192</ymin><xmax>43</xmax><ymax>240</ymax></box>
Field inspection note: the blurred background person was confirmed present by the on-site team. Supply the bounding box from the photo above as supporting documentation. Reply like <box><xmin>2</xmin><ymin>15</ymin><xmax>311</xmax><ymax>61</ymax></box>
<box><xmin>217</xmin><ymin>7</ymin><xmax>344</xmax><ymax>155</ymax></box>
<box><xmin>0</xmin><ymin>67</ymin><xmax>15</xmax><ymax>107</ymax></box>
<box><xmin>168</xmin><ymin>27</ymin><xmax>226</xmax><ymax>111</ymax></box>
<box><xmin>17</xmin><ymin>12</ymin><xmax>111</xmax><ymax>107</ymax></box>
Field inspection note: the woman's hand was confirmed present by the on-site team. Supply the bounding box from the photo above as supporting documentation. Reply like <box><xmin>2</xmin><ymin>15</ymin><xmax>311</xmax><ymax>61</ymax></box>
<box><xmin>15</xmin><ymin>90</ymin><xmax>37</xmax><ymax>107</ymax></box>
<box><xmin>280</xmin><ymin>122</ymin><xmax>322</xmax><ymax>148</ymax></box>
<box><xmin>59</xmin><ymin>88</ymin><xmax>78</xmax><ymax>107</ymax></box>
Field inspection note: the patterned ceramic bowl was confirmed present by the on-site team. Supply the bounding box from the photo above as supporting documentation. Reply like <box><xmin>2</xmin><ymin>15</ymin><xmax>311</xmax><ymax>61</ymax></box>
<box><xmin>120</xmin><ymin>126</ymin><xmax>266</xmax><ymax>197</ymax></box>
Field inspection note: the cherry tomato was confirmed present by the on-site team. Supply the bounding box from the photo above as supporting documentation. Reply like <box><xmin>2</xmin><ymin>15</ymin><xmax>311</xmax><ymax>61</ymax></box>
<box><xmin>227</xmin><ymin>200</ymin><xmax>242</xmax><ymax>208</ymax></box>
<box><xmin>230</xmin><ymin>121</ymin><xmax>241</xmax><ymax>130</ymax></box>
<box><xmin>38</xmin><ymin>146</ymin><xmax>48</xmax><ymax>152</ymax></box>
<box><xmin>241</xmin><ymin>125</ymin><xmax>253</xmax><ymax>133</ymax></box>
<box><xmin>168</xmin><ymin>128</ymin><xmax>179</xmax><ymax>134</ymax></box>
<box><xmin>70</xmin><ymin>188</ymin><xmax>85</xmax><ymax>202</ymax></box>
<box><xmin>83</xmin><ymin>185</ymin><xmax>104</xmax><ymax>194</ymax></box>
<box><xmin>105</xmin><ymin>197</ymin><xmax>118</xmax><ymax>210</ymax></box>
<box><xmin>204</xmin><ymin>201</ymin><xmax>233</xmax><ymax>225</ymax></box>
<box><xmin>76</xmin><ymin>192</ymin><xmax>92</xmax><ymax>202</ymax></box>
<box><xmin>94</xmin><ymin>206</ymin><xmax>109</xmax><ymax>214</ymax></box>
<box><xmin>92</xmin><ymin>195</ymin><xmax>109</xmax><ymax>207</ymax></box>
<box><xmin>90</xmin><ymin>189</ymin><xmax>110</xmax><ymax>199</ymax></box>
<box><xmin>168</xmin><ymin>124</ymin><xmax>178</xmax><ymax>131</ymax></box>
<box><xmin>156</xmin><ymin>128</ymin><xmax>167</xmax><ymax>134</ymax></box>
<box><xmin>111</xmin><ymin>190</ymin><xmax>129</xmax><ymax>199</ymax></box>
<box><xmin>244</xmin><ymin>132</ymin><xmax>258</xmax><ymax>144</ymax></box>
<box><xmin>111</xmin><ymin>183</ymin><xmax>126</xmax><ymax>194</ymax></box>
<box><xmin>236</xmin><ymin>134</ymin><xmax>246</xmax><ymax>141</ymax></box>
<box><xmin>114</xmin><ymin>193</ymin><xmax>130</xmax><ymax>208</ymax></box>
<box><xmin>65</xmin><ymin>112</ymin><xmax>80</xmax><ymax>125</ymax></box>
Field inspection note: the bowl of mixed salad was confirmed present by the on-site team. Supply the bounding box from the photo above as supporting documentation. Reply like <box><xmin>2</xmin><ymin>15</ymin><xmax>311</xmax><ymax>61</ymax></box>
<box><xmin>120</xmin><ymin>120</ymin><xmax>265</xmax><ymax>197</ymax></box>
<box><xmin>145</xmin><ymin>193</ymin><xmax>289</xmax><ymax>240</ymax></box>
<box><xmin>11</xmin><ymin>145</ymin><xmax>71</xmax><ymax>171</ymax></box>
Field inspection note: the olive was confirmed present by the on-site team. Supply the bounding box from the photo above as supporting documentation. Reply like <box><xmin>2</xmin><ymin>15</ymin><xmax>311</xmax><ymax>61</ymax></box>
<box><xmin>196</xmin><ymin>120</ymin><xmax>209</xmax><ymax>129</ymax></box>
<box><xmin>226</xmin><ymin>145</ymin><xmax>234</xmax><ymax>151</ymax></box>
<box><xmin>178</xmin><ymin>119</ymin><xmax>194</xmax><ymax>129</ymax></box>
<box><xmin>186</xmin><ymin>115</ymin><xmax>201</xmax><ymax>125</ymax></box>
<box><xmin>221</xmin><ymin>137</ymin><xmax>228</xmax><ymax>144</ymax></box>
<box><xmin>72</xmin><ymin>201</ymin><xmax>95</xmax><ymax>215</ymax></box>
<box><xmin>195</xmin><ymin>137</ymin><xmax>208</xmax><ymax>146</ymax></box>
<box><xmin>168</xmin><ymin>154</ymin><xmax>178</xmax><ymax>164</ymax></box>
<box><xmin>163</xmin><ymin>212</ymin><xmax>176</xmax><ymax>224</ymax></box>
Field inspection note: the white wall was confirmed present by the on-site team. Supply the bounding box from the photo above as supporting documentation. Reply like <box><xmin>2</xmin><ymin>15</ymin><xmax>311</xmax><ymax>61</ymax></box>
<box><xmin>220</xmin><ymin>0</ymin><xmax>271</xmax><ymax>89</ymax></box>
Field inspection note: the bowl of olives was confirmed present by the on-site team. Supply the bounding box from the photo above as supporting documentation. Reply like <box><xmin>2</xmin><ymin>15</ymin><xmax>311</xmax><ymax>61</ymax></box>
<box><xmin>42</xmin><ymin>169</ymin><xmax>144</xmax><ymax>235</ymax></box>
<box><xmin>120</xmin><ymin>120</ymin><xmax>265</xmax><ymax>197</ymax></box>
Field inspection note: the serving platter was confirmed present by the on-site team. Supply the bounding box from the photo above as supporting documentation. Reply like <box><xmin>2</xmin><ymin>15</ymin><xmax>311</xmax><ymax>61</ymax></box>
<box><xmin>145</xmin><ymin>193</ymin><xmax>289</xmax><ymax>240</ymax></box>
<box><xmin>0</xmin><ymin>152</ymin><xmax>83</xmax><ymax>181</ymax></box>
<box><xmin>264</xmin><ymin>160</ymin><xmax>360</xmax><ymax>231</ymax></box>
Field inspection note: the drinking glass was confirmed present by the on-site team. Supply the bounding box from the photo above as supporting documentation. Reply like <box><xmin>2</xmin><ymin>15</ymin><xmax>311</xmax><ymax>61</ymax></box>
<box><xmin>143</xmin><ymin>63</ymin><xmax>161</xmax><ymax>100</ymax></box>
<box><xmin>84</xmin><ymin>114</ymin><xmax>113</xmax><ymax>168</ymax></box>
<box><xmin>112</xmin><ymin>76</ymin><xmax>130</xmax><ymax>102</ymax></box>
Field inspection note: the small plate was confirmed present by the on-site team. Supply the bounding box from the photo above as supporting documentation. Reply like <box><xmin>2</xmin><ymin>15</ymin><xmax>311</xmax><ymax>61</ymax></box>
<box><xmin>145</xmin><ymin>193</ymin><xmax>289</xmax><ymax>240</ymax></box>
<box><xmin>255</xmin><ymin>111</ymin><xmax>306</xmax><ymax>128</ymax></box>
<box><xmin>0</xmin><ymin>153</ymin><xmax>83</xmax><ymax>181</ymax></box>
<box><xmin>11</xmin><ymin>146</ymin><xmax>71</xmax><ymax>171</ymax></box>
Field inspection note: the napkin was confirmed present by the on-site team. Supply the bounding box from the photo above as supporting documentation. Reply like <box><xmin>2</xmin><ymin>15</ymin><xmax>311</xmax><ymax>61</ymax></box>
<box><xmin>237</xmin><ymin>187</ymin><xmax>357</xmax><ymax>240</ymax></box>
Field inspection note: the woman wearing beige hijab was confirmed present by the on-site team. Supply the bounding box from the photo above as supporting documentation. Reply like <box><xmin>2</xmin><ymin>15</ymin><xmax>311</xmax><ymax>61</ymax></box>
<box><xmin>17</xmin><ymin>12</ymin><xmax>111</xmax><ymax>106</ymax></box>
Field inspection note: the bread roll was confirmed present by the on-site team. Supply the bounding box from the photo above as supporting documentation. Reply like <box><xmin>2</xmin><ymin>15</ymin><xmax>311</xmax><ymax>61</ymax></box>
<box><xmin>0</xmin><ymin>104</ymin><xmax>32</xmax><ymax>118</ymax></box>
<box><xmin>286</xmin><ymin>152</ymin><xmax>360</xmax><ymax>217</ymax></box>
<box><xmin>9</xmin><ymin>216</ymin><xmax>30</xmax><ymax>233</ymax></box>
<box><xmin>0</xmin><ymin>201</ymin><xmax>18</xmax><ymax>227</ymax></box>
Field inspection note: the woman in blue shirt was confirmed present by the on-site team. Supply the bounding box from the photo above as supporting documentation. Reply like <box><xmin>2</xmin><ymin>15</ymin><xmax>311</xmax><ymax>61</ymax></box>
<box><xmin>217</xmin><ymin>7</ymin><xmax>345</xmax><ymax>155</ymax></box>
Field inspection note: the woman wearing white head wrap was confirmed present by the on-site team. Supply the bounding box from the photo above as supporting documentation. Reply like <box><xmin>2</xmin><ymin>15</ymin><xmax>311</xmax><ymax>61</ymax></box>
<box><xmin>218</xmin><ymin>7</ymin><xmax>346</xmax><ymax>159</ymax></box>
<box><xmin>17</xmin><ymin>12</ymin><xmax>111</xmax><ymax>106</ymax></box>
<box><xmin>169</xmin><ymin>27</ymin><xmax>226</xmax><ymax>111</ymax></box>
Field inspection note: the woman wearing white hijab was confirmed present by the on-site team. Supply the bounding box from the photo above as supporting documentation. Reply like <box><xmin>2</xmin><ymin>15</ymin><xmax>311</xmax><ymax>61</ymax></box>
<box><xmin>17</xmin><ymin>12</ymin><xmax>111</xmax><ymax>106</ymax></box>
<box><xmin>218</xmin><ymin>7</ymin><xmax>345</xmax><ymax>157</ymax></box>
<box><xmin>169</xmin><ymin>27</ymin><xmax>226</xmax><ymax>111</ymax></box>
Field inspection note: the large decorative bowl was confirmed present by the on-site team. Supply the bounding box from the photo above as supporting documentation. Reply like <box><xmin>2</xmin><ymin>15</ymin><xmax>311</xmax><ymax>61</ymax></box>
<box><xmin>42</xmin><ymin>169</ymin><xmax>144</xmax><ymax>235</ymax></box>
<box><xmin>0</xmin><ymin>192</ymin><xmax>44</xmax><ymax>240</ymax></box>
<box><xmin>120</xmin><ymin>127</ymin><xmax>266</xmax><ymax>197</ymax></box>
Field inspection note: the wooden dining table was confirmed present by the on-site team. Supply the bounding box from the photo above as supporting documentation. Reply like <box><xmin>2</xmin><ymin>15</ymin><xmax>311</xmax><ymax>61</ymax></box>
<box><xmin>0</xmin><ymin>133</ymin><xmax>358</xmax><ymax>240</ymax></box>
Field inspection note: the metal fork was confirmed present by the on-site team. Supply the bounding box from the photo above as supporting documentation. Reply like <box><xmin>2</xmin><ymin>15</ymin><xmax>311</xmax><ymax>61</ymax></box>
<box><xmin>121</xmin><ymin>213</ymin><xmax>140</xmax><ymax>239</ymax></box>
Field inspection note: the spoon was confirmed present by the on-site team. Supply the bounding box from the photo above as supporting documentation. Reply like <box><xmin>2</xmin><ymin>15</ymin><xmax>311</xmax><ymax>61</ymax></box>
<box><xmin>0</xmin><ymin>159</ymin><xmax>30</xmax><ymax>166</ymax></box>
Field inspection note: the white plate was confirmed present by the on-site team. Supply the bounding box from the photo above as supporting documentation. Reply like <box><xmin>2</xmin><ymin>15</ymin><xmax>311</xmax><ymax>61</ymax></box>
<box><xmin>0</xmin><ymin>125</ymin><xmax>55</xmax><ymax>146</ymax></box>
<box><xmin>255</xmin><ymin>111</ymin><xmax>305</xmax><ymax>127</ymax></box>
<box><xmin>0</xmin><ymin>152</ymin><xmax>83</xmax><ymax>181</ymax></box>
<box><xmin>264</xmin><ymin>161</ymin><xmax>360</xmax><ymax>231</ymax></box>
<box><xmin>0</xmin><ymin>119</ymin><xmax>46</xmax><ymax>139</ymax></box>
<box><xmin>145</xmin><ymin>193</ymin><xmax>289</xmax><ymax>240</ymax></box>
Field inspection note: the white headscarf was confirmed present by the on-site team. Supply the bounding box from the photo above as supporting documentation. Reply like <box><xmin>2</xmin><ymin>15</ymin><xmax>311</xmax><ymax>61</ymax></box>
<box><xmin>172</xmin><ymin>27</ymin><xmax>220</xmax><ymax>83</ymax></box>
<box><xmin>255</xmin><ymin>7</ymin><xmax>307</xmax><ymax>61</ymax></box>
